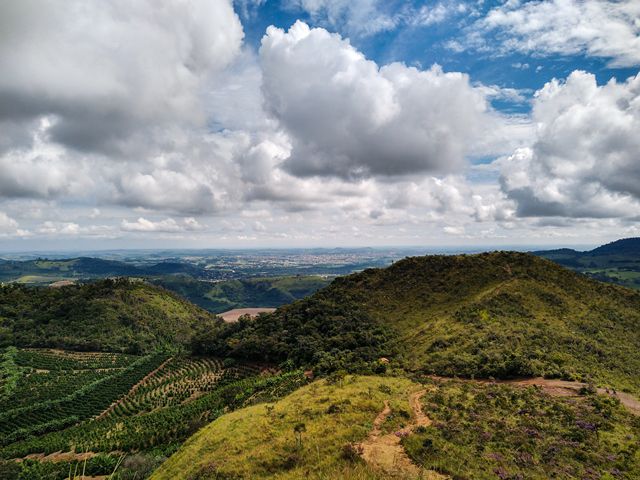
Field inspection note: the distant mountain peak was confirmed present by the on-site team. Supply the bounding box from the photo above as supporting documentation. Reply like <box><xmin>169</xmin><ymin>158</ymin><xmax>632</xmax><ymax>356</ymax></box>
<box><xmin>589</xmin><ymin>237</ymin><xmax>640</xmax><ymax>255</ymax></box>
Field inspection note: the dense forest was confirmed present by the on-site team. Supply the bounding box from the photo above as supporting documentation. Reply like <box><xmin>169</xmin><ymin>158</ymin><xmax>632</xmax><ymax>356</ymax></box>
<box><xmin>0</xmin><ymin>279</ymin><xmax>221</xmax><ymax>353</ymax></box>
<box><xmin>195</xmin><ymin>252</ymin><xmax>640</xmax><ymax>394</ymax></box>
<box><xmin>151</xmin><ymin>275</ymin><xmax>329</xmax><ymax>313</ymax></box>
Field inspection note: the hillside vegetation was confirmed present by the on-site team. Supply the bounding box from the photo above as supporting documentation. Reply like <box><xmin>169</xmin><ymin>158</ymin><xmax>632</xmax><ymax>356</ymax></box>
<box><xmin>152</xmin><ymin>374</ymin><xmax>639</xmax><ymax>480</ymax></box>
<box><xmin>535</xmin><ymin>237</ymin><xmax>640</xmax><ymax>289</ymax></box>
<box><xmin>0</xmin><ymin>279</ymin><xmax>221</xmax><ymax>353</ymax></box>
<box><xmin>205</xmin><ymin>252</ymin><xmax>640</xmax><ymax>394</ymax></box>
<box><xmin>406</xmin><ymin>378</ymin><xmax>640</xmax><ymax>479</ymax></box>
<box><xmin>151</xmin><ymin>375</ymin><xmax>419</xmax><ymax>480</ymax></box>
<box><xmin>0</xmin><ymin>347</ymin><xmax>307</xmax><ymax>479</ymax></box>
<box><xmin>151</xmin><ymin>275</ymin><xmax>329</xmax><ymax>313</ymax></box>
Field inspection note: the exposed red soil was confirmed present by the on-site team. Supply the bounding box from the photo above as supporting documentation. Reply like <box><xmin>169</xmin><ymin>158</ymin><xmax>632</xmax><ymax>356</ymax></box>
<box><xmin>358</xmin><ymin>389</ymin><xmax>448</xmax><ymax>479</ymax></box>
<box><xmin>428</xmin><ymin>375</ymin><xmax>640</xmax><ymax>416</ymax></box>
<box><xmin>218</xmin><ymin>307</ymin><xmax>276</xmax><ymax>323</ymax></box>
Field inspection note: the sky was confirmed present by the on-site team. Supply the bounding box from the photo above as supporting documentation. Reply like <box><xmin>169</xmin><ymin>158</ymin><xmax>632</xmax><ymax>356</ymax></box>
<box><xmin>0</xmin><ymin>0</ymin><xmax>639</xmax><ymax>251</ymax></box>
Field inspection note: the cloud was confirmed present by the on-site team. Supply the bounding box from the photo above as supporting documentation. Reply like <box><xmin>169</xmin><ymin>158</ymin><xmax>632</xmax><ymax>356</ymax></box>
<box><xmin>285</xmin><ymin>0</ymin><xmax>401</xmax><ymax>36</ymax></box>
<box><xmin>121</xmin><ymin>217</ymin><xmax>204</xmax><ymax>233</ymax></box>
<box><xmin>38</xmin><ymin>221</ymin><xmax>80</xmax><ymax>235</ymax></box>
<box><xmin>0</xmin><ymin>212</ymin><xmax>18</xmax><ymax>233</ymax></box>
<box><xmin>286</xmin><ymin>0</ymin><xmax>469</xmax><ymax>36</ymax></box>
<box><xmin>500</xmin><ymin>70</ymin><xmax>640</xmax><ymax>218</ymax></box>
<box><xmin>468</xmin><ymin>0</ymin><xmax>640</xmax><ymax>67</ymax></box>
<box><xmin>410</xmin><ymin>2</ymin><xmax>469</xmax><ymax>27</ymax></box>
<box><xmin>0</xmin><ymin>118</ymin><xmax>91</xmax><ymax>199</ymax></box>
<box><xmin>0</xmin><ymin>0</ymin><xmax>244</xmax><ymax>155</ymax></box>
<box><xmin>260</xmin><ymin>21</ymin><xmax>493</xmax><ymax>180</ymax></box>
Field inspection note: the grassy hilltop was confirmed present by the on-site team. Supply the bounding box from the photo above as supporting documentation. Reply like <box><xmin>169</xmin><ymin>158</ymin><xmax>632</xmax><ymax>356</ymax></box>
<box><xmin>207</xmin><ymin>252</ymin><xmax>640</xmax><ymax>394</ymax></box>
<box><xmin>152</xmin><ymin>375</ymin><xmax>640</xmax><ymax>480</ymax></box>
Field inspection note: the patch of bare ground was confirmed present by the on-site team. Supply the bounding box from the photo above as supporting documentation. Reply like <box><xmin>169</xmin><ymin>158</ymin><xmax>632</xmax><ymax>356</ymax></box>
<box><xmin>17</xmin><ymin>451</ymin><xmax>119</xmax><ymax>463</ymax></box>
<box><xmin>218</xmin><ymin>307</ymin><xmax>276</xmax><ymax>323</ymax></box>
<box><xmin>358</xmin><ymin>390</ymin><xmax>449</xmax><ymax>479</ymax></box>
<box><xmin>429</xmin><ymin>376</ymin><xmax>640</xmax><ymax>416</ymax></box>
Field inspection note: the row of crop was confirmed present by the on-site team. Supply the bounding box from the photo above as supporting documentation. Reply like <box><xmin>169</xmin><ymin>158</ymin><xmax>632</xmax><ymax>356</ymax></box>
<box><xmin>114</xmin><ymin>374</ymin><xmax>223</xmax><ymax>415</ymax></box>
<box><xmin>0</xmin><ymin>354</ymin><xmax>167</xmax><ymax>443</ymax></box>
<box><xmin>108</xmin><ymin>357</ymin><xmax>224</xmax><ymax>416</ymax></box>
<box><xmin>0</xmin><ymin>370</ymin><xmax>105</xmax><ymax>412</ymax></box>
<box><xmin>0</xmin><ymin>370</ymin><xmax>307</xmax><ymax>459</ymax></box>
<box><xmin>0</xmin><ymin>347</ymin><xmax>23</xmax><ymax>397</ymax></box>
<box><xmin>16</xmin><ymin>349</ymin><xmax>137</xmax><ymax>371</ymax></box>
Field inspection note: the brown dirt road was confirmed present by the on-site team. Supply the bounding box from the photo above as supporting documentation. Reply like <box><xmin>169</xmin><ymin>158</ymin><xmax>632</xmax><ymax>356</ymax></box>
<box><xmin>358</xmin><ymin>390</ymin><xmax>448</xmax><ymax>479</ymax></box>
<box><xmin>428</xmin><ymin>375</ymin><xmax>640</xmax><ymax>416</ymax></box>
<box><xmin>218</xmin><ymin>307</ymin><xmax>276</xmax><ymax>322</ymax></box>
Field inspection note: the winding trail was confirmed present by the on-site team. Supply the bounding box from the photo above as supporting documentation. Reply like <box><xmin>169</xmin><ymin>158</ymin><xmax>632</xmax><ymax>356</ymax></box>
<box><xmin>428</xmin><ymin>376</ymin><xmax>640</xmax><ymax>416</ymax></box>
<box><xmin>358</xmin><ymin>389</ymin><xmax>448</xmax><ymax>479</ymax></box>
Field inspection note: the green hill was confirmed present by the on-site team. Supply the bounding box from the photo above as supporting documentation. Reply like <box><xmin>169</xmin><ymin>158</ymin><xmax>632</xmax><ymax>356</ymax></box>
<box><xmin>0</xmin><ymin>279</ymin><xmax>221</xmax><ymax>353</ymax></box>
<box><xmin>534</xmin><ymin>237</ymin><xmax>640</xmax><ymax>288</ymax></box>
<box><xmin>205</xmin><ymin>252</ymin><xmax>640</xmax><ymax>394</ymax></box>
<box><xmin>151</xmin><ymin>275</ymin><xmax>330</xmax><ymax>313</ymax></box>
<box><xmin>0</xmin><ymin>257</ymin><xmax>143</xmax><ymax>283</ymax></box>
<box><xmin>590</xmin><ymin>238</ymin><xmax>640</xmax><ymax>256</ymax></box>
<box><xmin>151</xmin><ymin>375</ymin><xmax>640</xmax><ymax>480</ymax></box>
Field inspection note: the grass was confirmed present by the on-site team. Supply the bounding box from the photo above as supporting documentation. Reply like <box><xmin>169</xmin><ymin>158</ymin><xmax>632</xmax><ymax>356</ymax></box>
<box><xmin>15</xmin><ymin>275</ymin><xmax>69</xmax><ymax>284</ymax></box>
<box><xmin>205</xmin><ymin>252</ymin><xmax>640</xmax><ymax>396</ymax></box>
<box><xmin>150</xmin><ymin>375</ymin><xmax>421</xmax><ymax>480</ymax></box>
<box><xmin>151</xmin><ymin>374</ymin><xmax>640</xmax><ymax>480</ymax></box>
<box><xmin>403</xmin><ymin>379</ymin><xmax>640</xmax><ymax>479</ymax></box>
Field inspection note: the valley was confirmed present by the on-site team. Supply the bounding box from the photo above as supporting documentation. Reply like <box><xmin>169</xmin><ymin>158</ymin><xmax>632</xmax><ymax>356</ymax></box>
<box><xmin>1</xmin><ymin>247</ymin><xmax>639</xmax><ymax>479</ymax></box>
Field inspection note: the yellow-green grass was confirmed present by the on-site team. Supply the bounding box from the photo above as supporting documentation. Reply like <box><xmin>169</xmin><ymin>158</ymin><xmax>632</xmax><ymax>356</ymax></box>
<box><xmin>151</xmin><ymin>375</ymin><xmax>420</xmax><ymax>480</ymax></box>
<box><xmin>15</xmin><ymin>275</ymin><xmax>68</xmax><ymax>284</ymax></box>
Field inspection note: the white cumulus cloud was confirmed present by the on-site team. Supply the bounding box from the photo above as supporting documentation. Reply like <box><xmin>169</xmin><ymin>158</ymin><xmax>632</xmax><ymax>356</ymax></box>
<box><xmin>260</xmin><ymin>21</ymin><xmax>494</xmax><ymax>180</ymax></box>
<box><xmin>469</xmin><ymin>0</ymin><xmax>640</xmax><ymax>67</ymax></box>
<box><xmin>500</xmin><ymin>70</ymin><xmax>640</xmax><ymax>218</ymax></box>
<box><xmin>121</xmin><ymin>217</ymin><xmax>204</xmax><ymax>233</ymax></box>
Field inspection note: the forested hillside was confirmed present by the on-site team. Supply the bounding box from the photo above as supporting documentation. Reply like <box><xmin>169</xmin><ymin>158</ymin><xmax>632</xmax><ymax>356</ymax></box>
<box><xmin>151</xmin><ymin>275</ymin><xmax>329</xmax><ymax>313</ymax></box>
<box><xmin>534</xmin><ymin>237</ymin><xmax>640</xmax><ymax>288</ymax></box>
<box><xmin>0</xmin><ymin>279</ymin><xmax>221</xmax><ymax>353</ymax></box>
<box><xmin>204</xmin><ymin>252</ymin><xmax>640</xmax><ymax>394</ymax></box>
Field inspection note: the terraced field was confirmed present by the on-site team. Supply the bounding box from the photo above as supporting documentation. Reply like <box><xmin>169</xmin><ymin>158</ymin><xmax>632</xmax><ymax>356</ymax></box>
<box><xmin>0</xmin><ymin>347</ymin><xmax>294</xmax><ymax>470</ymax></box>
<box><xmin>0</xmin><ymin>349</ymin><xmax>167</xmax><ymax>446</ymax></box>
<box><xmin>15</xmin><ymin>348</ymin><xmax>138</xmax><ymax>370</ymax></box>
<box><xmin>106</xmin><ymin>357</ymin><xmax>226</xmax><ymax>416</ymax></box>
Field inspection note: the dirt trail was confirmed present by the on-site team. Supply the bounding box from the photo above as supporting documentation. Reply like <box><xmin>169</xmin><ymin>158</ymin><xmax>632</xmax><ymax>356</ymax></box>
<box><xmin>20</xmin><ymin>451</ymin><xmax>97</xmax><ymax>463</ymax></box>
<box><xmin>358</xmin><ymin>390</ymin><xmax>448</xmax><ymax>480</ymax></box>
<box><xmin>96</xmin><ymin>356</ymin><xmax>173</xmax><ymax>419</ymax></box>
<box><xmin>429</xmin><ymin>376</ymin><xmax>640</xmax><ymax>416</ymax></box>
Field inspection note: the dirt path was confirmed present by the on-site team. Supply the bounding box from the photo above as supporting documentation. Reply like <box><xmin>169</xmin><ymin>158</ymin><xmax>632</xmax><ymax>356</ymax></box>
<box><xmin>218</xmin><ymin>307</ymin><xmax>276</xmax><ymax>323</ymax></box>
<box><xmin>358</xmin><ymin>390</ymin><xmax>448</xmax><ymax>479</ymax></box>
<box><xmin>429</xmin><ymin>376</ymin><xmax>640</xmax><ymax>416</ymax></box>
<box><xmin>96</xmin><ymin>356</ymin><xmax>173</xmax><ymax>419</ymax></box>
<box><xmin>20</xmin><ymin>451</ymin><xmax>97</xmax><ymax>463</ymax></box>
<box><xmin>510</xmin><ymin>378</ymin><xmax>640</xmax><ymax>416</ymax></box>
<box><xmin>16</xmin><ymin>450</ymin><xmax>122</xmax><ymax>463</ymax></box>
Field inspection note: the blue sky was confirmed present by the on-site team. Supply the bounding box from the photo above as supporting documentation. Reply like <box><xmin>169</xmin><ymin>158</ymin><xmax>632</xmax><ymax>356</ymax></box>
<box><xmin>239</xmin><ymin>0</ymin><xmax>639</xmax><ymax>113</ymax></box>
<box><xmin>0</xmin><ymin>0</ymin><xmax>639</xmax><ymax>250</ymax></box>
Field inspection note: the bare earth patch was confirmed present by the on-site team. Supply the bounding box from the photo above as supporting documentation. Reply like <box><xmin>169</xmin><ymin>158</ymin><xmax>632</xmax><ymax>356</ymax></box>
<box><xmin>358</xmin><ymin>390</ymin><xmax>449</xmax><ymax>479</ymax></box>
<box><xmin>218</xmin><ymin>307</ymin><xmax>276</xmax><ymax>323</ymax></box>
<box><xmin>429</xmin><ymin>376</ymin><xmax>640</xmax><ymax>416</ymax></box>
